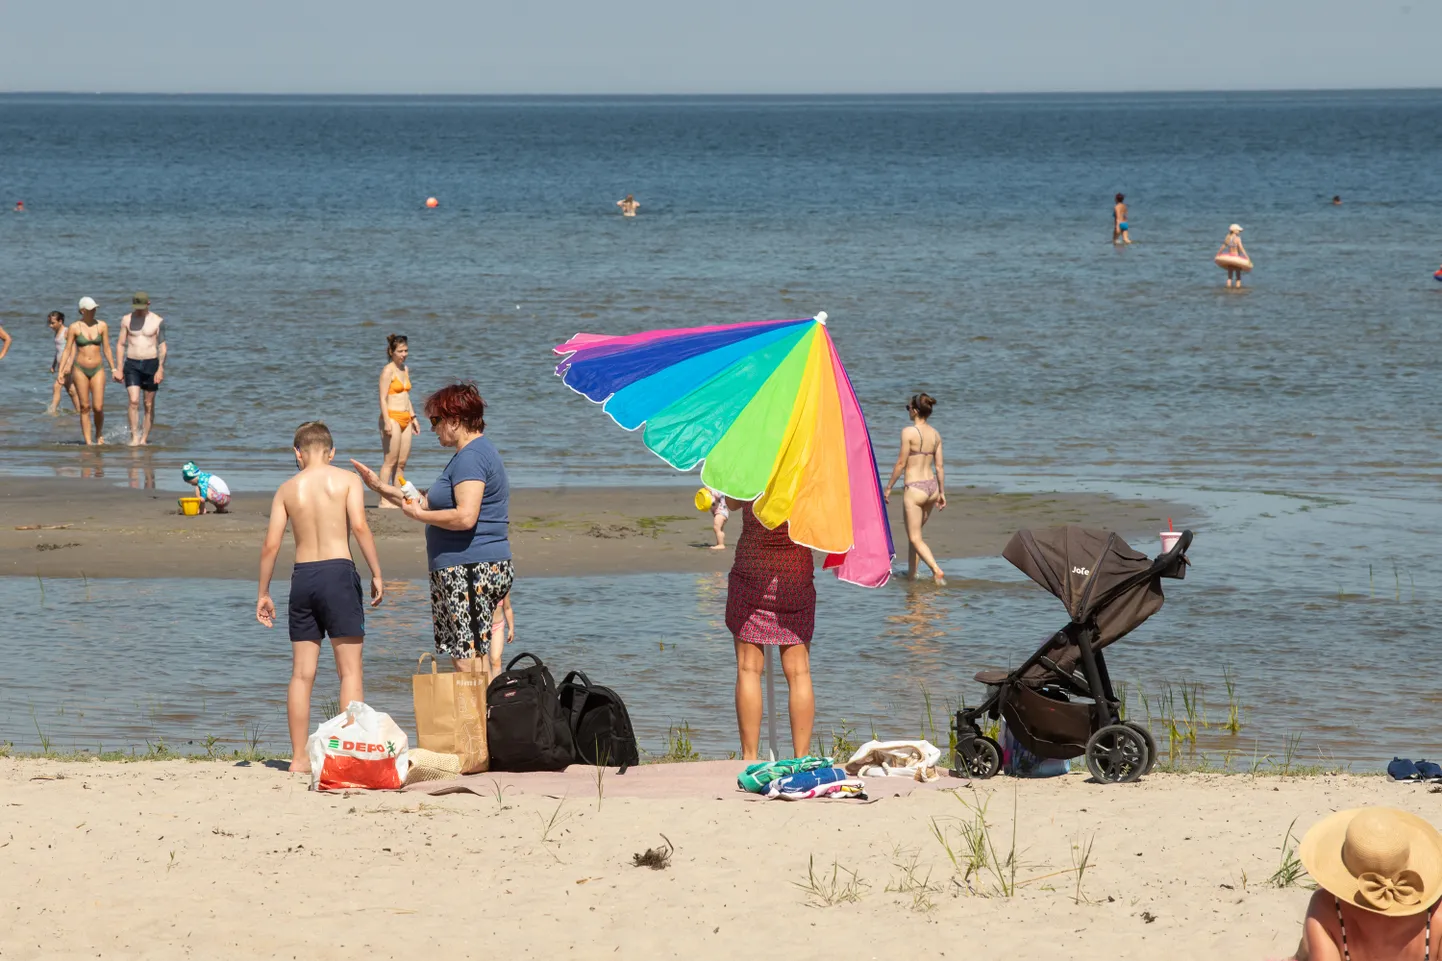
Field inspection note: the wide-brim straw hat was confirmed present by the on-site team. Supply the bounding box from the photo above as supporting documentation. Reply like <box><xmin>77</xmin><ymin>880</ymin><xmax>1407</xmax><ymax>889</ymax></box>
<box><xmin>1299</xmin><ymin>807</ymin><xmax>1442</xmax><ymax>917</ymax></box>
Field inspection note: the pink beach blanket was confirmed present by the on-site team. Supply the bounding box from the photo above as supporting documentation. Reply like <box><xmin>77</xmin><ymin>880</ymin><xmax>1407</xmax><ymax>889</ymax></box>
<box><xmin>404</xmin><ymin>759</ymin><xmax>964</xmax><ymax>801</ymax></box>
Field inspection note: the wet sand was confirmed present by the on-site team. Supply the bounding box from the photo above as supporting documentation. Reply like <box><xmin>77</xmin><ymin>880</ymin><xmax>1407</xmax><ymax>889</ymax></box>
<box><xmin>3</xmin><ymin>757</ymin><xmax>1429</xmax><ymax>960</ymax></box>
<box><xmin>0</xmin><ymin>476</ymin><xmax>1184</xmax><ymax>580</ymax></box>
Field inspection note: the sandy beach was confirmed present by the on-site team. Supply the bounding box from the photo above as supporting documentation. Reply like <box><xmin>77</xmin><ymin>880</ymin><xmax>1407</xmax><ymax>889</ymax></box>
<box><xmin>0</xmin><ymin>476</ymin><xmax>1183</xmax><ymax>580</ymax></box>
<box><xmin>3</xmin><ymin>756</ymin><xmax>1436</xmax><ymax>960</ymax></box>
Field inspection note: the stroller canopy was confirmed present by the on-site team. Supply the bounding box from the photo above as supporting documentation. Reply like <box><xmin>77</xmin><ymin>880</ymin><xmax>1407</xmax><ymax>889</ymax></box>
<box><xmin>1002</xmin><ymin>526</ymin><xmax>1165</xmax><ymax>648</ymax></box>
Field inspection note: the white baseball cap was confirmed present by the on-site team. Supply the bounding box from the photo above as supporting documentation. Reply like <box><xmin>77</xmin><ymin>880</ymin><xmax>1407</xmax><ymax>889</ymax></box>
<box><xmin>1228</xmin><ymin>224</ymin><xmax>1243</xmax><ymax>233</ymax></box>
<box><xmin>78</xmin><ymin>296</ymin><xmax>98</xmax><ymax>311</ymax></box>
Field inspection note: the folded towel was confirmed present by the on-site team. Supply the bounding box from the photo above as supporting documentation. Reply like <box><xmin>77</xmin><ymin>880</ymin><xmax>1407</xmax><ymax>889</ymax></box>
<box><xmin>763</xmin><ymin>767</ymin><xmax>849</xmax><ymax>797</ymax></box>
<box><xmin>737</xmin><ymin>756</ymin><xmax>832</xmax><ymax>793</ymax></box>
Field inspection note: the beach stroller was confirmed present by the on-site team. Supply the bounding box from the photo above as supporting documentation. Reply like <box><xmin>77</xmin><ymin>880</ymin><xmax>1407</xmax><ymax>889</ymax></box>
<box><xmin>951</xmin><ymin>526</ymin><xmax>1193</xmax><ymax>784</ymax></box>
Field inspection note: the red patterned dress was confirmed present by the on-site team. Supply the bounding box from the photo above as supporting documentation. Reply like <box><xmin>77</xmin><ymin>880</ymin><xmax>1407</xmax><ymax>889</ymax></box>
<box><xmin>725</xmin><ymin>504</ymin><xmax>817</xmax><ymax>646</ymax></box>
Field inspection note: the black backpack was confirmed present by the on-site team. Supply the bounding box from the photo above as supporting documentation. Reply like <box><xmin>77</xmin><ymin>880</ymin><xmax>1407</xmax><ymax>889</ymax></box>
<box><xmin>486</xmin><ymin>653</ymin><xmax>576</xmax><ymax>772</ymax></box>
<box><xmin>558</xmin><ymin>670</ymin><xmax>640</xmax><ymax>773</ymax></box>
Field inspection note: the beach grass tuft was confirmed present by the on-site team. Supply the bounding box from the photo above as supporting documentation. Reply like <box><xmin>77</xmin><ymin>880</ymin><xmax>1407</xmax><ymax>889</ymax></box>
<box><xmin>539</xmin><ymin>790</ymin><xmax>571</xmax><ymax>859</ymax></box>
<box><xmin>931</xmin><ymin>786</ymin><xmax>1020</xmax><ymax>897</ymax></box>
<box><xmin>654</xmin><ymin>721</ymin><xmax>701</xmax><ymax>763</ymax></box>
<box><xmin>885</xmin><ymin>846</ymin><xmax>940</xmax><ymax>913</ymax></box>
<box><xmin>1223</xmin><ymin>666</ymin><xmax>1244</xmax><ymax>735</ymax></box>
<box><xmin>1071</xmin><ymin>831</ymin><xmax>1097</xmax><ymax>904</ymax></box>
<box><xmin>816</xmin><ymin>721</ymin><xmax>860</xmax><ymax>762</ymax></box>
<box><xmin>795</xmin><ymin>854</ymin><xmax>868</xmax><ymax>907</ymax></box>
<box><xmin>1268</xmin><ymin>817</ymin><xmax>1311</xmax><ymax>889</ymax></box>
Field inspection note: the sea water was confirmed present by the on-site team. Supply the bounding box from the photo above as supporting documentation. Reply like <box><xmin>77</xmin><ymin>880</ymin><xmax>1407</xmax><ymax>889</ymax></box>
<box><xmin>1</xmin><ymin>92</ymin><xmax>1439</xmax><ymax>766</ymax></box>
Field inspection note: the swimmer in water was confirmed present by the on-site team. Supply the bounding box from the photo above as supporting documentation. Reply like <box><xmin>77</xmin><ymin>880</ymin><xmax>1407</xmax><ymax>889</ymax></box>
<box><xmin>1113</xmin><ymin>193</ymin><xmax>1131</xmax><ymax>245</ymax></box>
<box><xmin>617</xmin><ymin>194</ymin><xmax>640</xmax><ymax>217</ymax></box>
<box><xmin>1218</xmin><ymin>224</ymin><xmax>1249</xmax><ymax>289</ymax></box>
<box><xmin>378</xmin><ymin>333</ymin><xmax>419</xmax><ymax>508</ymax></box>
<box><xmin>1332</xmin><ymin>195</ymin><xmax>1342</xmax><ymax>205</ymax></box>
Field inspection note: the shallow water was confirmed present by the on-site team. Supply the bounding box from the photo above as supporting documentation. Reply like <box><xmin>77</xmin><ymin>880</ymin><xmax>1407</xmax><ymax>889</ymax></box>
<box><xmin>2</xmin><ymin>92</ymin><xmax>1440</xmax><ymax>770</ymax></box>
<box><xmin>2</xmin><ymin>480</ymin><xmax>1436</xmax><ymax>768</ymax></box>
<box><xmin>1</xmin><ymin>91</ymin><xmax>1439</xmax><ymax>498</ymax></box>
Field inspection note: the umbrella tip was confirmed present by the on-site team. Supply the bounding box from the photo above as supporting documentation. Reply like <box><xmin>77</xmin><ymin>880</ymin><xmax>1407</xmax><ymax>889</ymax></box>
<box><xmin>814</xmin><ymin>311</ymin><xmax>828</xmax><ymax>325</ymax></box>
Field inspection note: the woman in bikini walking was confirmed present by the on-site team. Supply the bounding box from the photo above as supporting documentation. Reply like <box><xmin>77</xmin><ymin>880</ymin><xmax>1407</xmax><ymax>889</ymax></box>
<box><xmin>378</xmin><ymin>334</ymin><xmax>419</xmax><ymax>508</ymax></box>
<box><xmin>884</xmin><ymin>393</ymin><xmax>947</xmax><ymax>585</ymax></box>
<box><xmin>59</xmin><ymin>297</ymin><xmax>115</xmax><ymax>446</ymax></box>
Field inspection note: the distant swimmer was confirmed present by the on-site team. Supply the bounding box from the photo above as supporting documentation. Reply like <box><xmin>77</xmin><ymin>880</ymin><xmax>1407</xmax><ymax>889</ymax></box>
<box><xmin>617</xmin><ymin>194</ymin><xmax>640</xmax><ymax>217</ymax></box>
<box><xmin>1215</xmin><ymin>224</ymin><xmax>1251</xmax><ymax>289</ymax></box>
<box><xmin>1332</xmin><ymin>195</ymin><xmax>1342</xmax><ymax>205</ymax></box>
<box><xmin>13</xmin><ymin>201</ymin><xmax>22</xmax><ymax>213</ymax></box>
<box><xmin>1113</xmin><ymin>194</ymin><xmax>1131</xmax><ymax>245</ymax></box>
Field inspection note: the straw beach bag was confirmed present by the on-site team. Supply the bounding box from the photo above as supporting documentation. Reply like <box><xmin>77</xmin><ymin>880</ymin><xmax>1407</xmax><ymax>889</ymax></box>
<box><xmin>404</xmin><ymin>749</ymin><xmax>463</xmax><ymax>785</ymax></box>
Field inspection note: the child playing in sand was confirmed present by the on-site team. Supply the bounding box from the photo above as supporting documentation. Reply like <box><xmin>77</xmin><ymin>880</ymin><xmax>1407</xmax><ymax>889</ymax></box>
<box><xmin>181</xmin><ymin>461</ymin><xmax>232</xmax><ymax>513</ymax></box>
<box><xmin>255</xmin><ymin>422</ymin><xmax>384</xmax><ymax>774</ymax></box>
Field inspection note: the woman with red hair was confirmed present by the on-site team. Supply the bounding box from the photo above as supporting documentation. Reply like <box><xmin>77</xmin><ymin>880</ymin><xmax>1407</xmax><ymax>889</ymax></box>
<box><xmin>353</xmin><ymin>382</ymin><xmax>512</xmax><ymax>674</ymax></box>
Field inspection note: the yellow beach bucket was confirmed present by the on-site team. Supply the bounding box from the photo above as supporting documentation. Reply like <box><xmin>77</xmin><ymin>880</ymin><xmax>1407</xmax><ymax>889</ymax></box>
<box><xmin>178</xmin><ymin>497</ymin><xmax>203</xmax><ymax>516</ymax></box>
<box><xmin>694</xmin><ymin>488</ymin><xmax>714</xmax><ymax>511</ymax></box>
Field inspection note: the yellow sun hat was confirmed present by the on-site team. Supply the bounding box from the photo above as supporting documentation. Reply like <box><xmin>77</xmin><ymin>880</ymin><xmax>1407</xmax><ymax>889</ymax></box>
<box><xmin>1298</xmin><ymin>807</ymin><xmax>1442</xmax><ymax>917</ymax></box>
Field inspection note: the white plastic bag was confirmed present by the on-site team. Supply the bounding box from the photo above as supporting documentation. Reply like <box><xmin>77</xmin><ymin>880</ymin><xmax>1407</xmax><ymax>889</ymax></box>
<box><xmin>306</xmin><ymin>701</ymin><xmax>410</xmax><ymax>792</ymax></box>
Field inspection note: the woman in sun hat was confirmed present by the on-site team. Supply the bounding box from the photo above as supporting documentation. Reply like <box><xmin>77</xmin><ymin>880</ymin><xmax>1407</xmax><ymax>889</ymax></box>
<box><xmin>1291</xmin><ymin>806</ymin><xmax>1442</xmax><ymax>960</ymax></box>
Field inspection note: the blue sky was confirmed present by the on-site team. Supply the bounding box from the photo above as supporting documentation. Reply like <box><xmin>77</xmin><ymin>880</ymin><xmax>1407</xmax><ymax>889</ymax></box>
<box><xmin>2</xmin><ymin>0</ymin><xmax>1438</xmax><ymax>94</ymax></box>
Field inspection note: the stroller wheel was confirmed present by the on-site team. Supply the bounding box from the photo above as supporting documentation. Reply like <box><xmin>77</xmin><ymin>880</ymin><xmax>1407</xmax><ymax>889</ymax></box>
<box><xmin>1124</xmin><ymin>722</ymin><xmax>1159</xmax><ymax>775</ymax></box>
<box><xmin>956</xmin><ymin>736</ymin><xmax>1002</xmax><ymax>779</ymax></box>
<box><xmin>1085</xmin><ymin>724</ymin><xmax>1149</xmax><ymax>784</ymax></box>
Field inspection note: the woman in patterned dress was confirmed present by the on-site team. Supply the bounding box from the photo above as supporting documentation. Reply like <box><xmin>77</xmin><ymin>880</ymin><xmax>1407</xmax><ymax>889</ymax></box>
<box><xmin>725</xmin><ymin>498</ymin><xmax>817</xmax><ymax>759</ymax></box>
<box><xmin>353</xmin><ymin>382</ymin><xmax>512</xmax><ymax>675</ymax></box>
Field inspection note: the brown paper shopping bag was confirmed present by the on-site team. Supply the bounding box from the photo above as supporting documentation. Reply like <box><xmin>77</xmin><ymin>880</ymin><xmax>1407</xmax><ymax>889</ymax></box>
<box><xmin>412</xmin><ymin>653</ymin><xmax>489</xmax><ymax>774</ymax></box>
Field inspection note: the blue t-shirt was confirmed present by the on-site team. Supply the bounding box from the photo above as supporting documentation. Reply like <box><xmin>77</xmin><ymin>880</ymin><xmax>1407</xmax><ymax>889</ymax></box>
<box><xmin>425</xmin><ymin>436</ymin><xmax>511</xmax><ymax>570</ymax></box>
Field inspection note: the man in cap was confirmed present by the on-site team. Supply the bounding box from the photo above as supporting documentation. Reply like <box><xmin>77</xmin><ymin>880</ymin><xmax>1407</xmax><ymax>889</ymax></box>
<box><xmin>113</xmin><ymin>291</ymin><xmax>166</xmax><ymax>446</ymax></box>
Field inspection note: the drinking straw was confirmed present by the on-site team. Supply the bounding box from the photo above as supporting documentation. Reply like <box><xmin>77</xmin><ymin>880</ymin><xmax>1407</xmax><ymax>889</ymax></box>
<box><xmin>1168</xmin><ymin>517</ymin><xmax>1173</xmax><ymax>532</ymax></box>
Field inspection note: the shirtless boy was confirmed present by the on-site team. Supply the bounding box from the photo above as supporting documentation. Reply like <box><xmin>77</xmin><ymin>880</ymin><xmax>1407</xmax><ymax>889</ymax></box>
<box><xmin>256</xmin><ymin>421</ymin><xmax>384</xmax><ymax>774</ymax></box>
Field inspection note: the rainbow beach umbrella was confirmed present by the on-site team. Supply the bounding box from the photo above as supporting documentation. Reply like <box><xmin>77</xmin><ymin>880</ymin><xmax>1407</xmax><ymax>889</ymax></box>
<box><xmin>553</xmin><ymin>312</ymin><xmax>894</xmax><ymax>588</ymax></box>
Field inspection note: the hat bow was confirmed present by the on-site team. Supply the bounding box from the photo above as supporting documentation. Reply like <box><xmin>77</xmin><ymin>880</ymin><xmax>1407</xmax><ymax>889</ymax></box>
<box><xmin>1357</xmin><ymin>869</ymin><xmax>1424</xmax><ymax>910</ymax></box>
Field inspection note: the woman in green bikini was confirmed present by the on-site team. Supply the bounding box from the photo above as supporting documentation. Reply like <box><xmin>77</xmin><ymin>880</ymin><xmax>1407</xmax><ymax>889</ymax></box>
<box><xmin>59</xmin><ymin>296</ymin><xmax>115</xmax><ymax>446</ymax></box>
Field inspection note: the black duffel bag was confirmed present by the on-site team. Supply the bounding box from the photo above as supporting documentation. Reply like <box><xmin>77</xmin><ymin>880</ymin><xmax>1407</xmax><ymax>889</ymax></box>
<box><xmin>486</xmin><ymin>653</ymin><xmax>576</xmax><ymax>772</ymax></box>
<box><xmin>558</xmin><ymin>670</ymin><xmax>640</xmax><ymax>773</ymax></box>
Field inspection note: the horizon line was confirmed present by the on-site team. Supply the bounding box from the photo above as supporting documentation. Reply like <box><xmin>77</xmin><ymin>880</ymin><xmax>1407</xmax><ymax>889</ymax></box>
<box><xmin>2</xmin><ymin>85</ymin><xmax>1441</xmax><ymax>99</ymax></box>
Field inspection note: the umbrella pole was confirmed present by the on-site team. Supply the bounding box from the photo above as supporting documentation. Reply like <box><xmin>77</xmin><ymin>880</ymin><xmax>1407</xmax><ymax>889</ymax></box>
<box><xmin>765</xmin><ymin>645</ymin><xmax>779</xmax><ymax>761</ymax></box>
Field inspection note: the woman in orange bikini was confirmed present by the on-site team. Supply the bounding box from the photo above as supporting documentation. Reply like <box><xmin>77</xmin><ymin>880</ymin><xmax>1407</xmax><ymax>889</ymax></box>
<box><xmin>378</xmin><ymin>334</ymin><xmax>419</xmax><ymax>508</ymax></box>
<box><xmin>883</xmin><ymin>392</ymin><xmax>946</xmax><ymax>585</ymax></box>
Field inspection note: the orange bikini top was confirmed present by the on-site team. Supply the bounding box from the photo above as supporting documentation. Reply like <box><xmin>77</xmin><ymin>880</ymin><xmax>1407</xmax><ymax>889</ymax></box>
<box><xmin>388</xmin><ymin>370</ymin><xmax>411</xmax><ymax>394</ymax></box>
